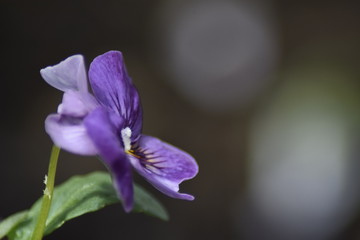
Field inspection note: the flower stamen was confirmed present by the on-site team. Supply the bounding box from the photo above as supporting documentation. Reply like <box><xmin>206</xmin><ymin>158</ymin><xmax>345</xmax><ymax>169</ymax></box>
<box><xmin>126</xmin><ymin>149</ymin><xmax>141</xmax><ymax>158</ymax></box>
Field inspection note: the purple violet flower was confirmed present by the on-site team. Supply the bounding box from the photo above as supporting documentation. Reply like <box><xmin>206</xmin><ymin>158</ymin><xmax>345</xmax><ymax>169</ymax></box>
<box><xmin>41</xmin><ymin>51</ymin><xmax>198</xmax><ymax>212</ymax></box>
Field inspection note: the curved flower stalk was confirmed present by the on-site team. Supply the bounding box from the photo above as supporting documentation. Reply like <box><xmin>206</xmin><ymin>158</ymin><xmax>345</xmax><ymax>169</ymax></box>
<box><xmin>41</xmin><ymin>51</ymin><xmax>198</xmax><ymax>212</ymax></box>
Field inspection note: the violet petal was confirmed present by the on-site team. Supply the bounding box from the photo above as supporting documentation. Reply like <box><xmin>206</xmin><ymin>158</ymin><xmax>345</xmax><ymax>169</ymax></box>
<box><xmin>58</xmin><ymin>90</ymin><xmax>99</xmax><ymax>118</ymax></box>
<box><xmin>40</xmin><ymin>55</ymin><xmax>88</xmax><ymax>92</ymax></box>
<box><xmin>84</xmin><ymin>107</ymin><xmax>134</xmax><ymax>212</ymax></box>
<box><xmin>88</xmin><ymin>51</ymin><xmax>142</xmax><ymax>142</ymax></box>
<box><xmin>45</xmin><ymin>114</ymin><xmax>98</xmax><ymax>155</ymax></box>
<box><xmin>129</xmin><ymin>135</ymin><xmax>198</xmax><ymax>200</ymax></box>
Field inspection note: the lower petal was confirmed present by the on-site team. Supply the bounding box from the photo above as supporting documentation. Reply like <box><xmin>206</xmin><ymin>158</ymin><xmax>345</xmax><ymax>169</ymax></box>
<box><xmin>84</xmin><ymin>108</ymin><xmax>134</xmax><ymax>212</ymax></box>
<box><xmin>45</xmin><ymin>114</ymin><xmax>98</xmax><ymax>155</ymax></box>
<box><xmin>129</xmin><ymin>135</ymin><xmax>198</xmax><ymax>200</ymax></box>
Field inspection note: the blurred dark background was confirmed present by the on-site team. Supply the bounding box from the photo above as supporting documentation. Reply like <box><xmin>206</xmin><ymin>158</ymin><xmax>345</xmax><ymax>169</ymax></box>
<box><xmin>1</xmin><ymin>0</ymin><xmax>360</xmax><ymax>239</ymax></box>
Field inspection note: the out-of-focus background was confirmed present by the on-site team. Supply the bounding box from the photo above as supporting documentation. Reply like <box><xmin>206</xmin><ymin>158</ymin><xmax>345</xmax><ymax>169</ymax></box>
<box><xmin>1</xmin><ymin>0</ymin><xmax>360</xmax><ymax>239</ymax></box>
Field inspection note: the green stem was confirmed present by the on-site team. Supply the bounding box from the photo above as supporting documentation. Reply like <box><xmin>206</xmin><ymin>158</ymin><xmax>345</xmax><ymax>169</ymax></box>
<box><xmin>31</xmin><ymin>145</ymin><xmax>60</xmax><ymax>240</ymax></box>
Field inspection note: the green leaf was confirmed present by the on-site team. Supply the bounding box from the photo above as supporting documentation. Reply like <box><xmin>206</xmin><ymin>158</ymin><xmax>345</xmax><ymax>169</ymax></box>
<box><xmin>0</xmin><ymin>211</ymin><xmax>28</xmax><ymax>239</ymax></box>
<box><xmin>6</xmin><ymin>172</ymin><xmax>168</xmax><ymax>240</ymax></box>
<box><xmin>133</xmin><ymin>184</ymin><xmax>169</xmax><ymax>221</ymax></box>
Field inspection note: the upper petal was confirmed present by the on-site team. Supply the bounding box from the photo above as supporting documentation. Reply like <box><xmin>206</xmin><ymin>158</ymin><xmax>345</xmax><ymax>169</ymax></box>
<box><xmin>40</xmin><ymin>55</ymin><xmax>88</xmax><ymax>92</ymax></box>
<box><xmin>83</xmin><ymin>107</ymin><xmax>134</xmax><ymax>212</ymax></box>
<box><xmin>129</xmin><ymin>135</ymin><xmax>198</xmax><ymax>200</ymax></box>
<box><xmin>45</xmin><ymin>114</ymin><xmax>98</xmax><ymax>156</ymax></box>
<box><xmin>88</xmin><ymin>51</ymin><xmax>142</xmax><ymax>141</ymax></box>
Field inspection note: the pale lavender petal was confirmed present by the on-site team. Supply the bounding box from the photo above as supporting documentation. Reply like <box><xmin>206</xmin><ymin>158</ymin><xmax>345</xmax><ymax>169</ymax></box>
<box><xmin>84</xmin><ymin>108</ymin><xmax>134</xmax><ymax>212</ymax></box>
<box><xmin>40</xmin><ymin>55</ymin><xmax>88</xmax><ymax>92</ymax></box>
<box><xmin>58</xmin><ymin>90</ymin><xmax>99</xmax><ymax>117</ymax></box>
<box><xmin>129</xmin><ymin>135</ymin><xmax>198</xmax><ymax>200</ymax></box>
<box><xmin>45</xmin><ymin>114</ymin><xmax>98</xmax><ymax>155</ymax></box>
<box><xmin>88</xmin><ymin>51</ymin><xmax>142</xmax><ymax>142</ymax></box>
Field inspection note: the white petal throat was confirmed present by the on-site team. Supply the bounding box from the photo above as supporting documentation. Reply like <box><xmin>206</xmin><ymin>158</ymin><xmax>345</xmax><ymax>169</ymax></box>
<box><xmin>121</xmin><ymin>127</ymin><xmax>132</xmax><ymax>151</ymax></box>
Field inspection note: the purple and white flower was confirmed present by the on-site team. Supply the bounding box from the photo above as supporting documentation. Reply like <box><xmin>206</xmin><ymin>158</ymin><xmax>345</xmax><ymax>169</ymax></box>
<box><xmin>41</xmin><ymin>51</ymin><xmax>198</xmax><ymax>212</ymax></box>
